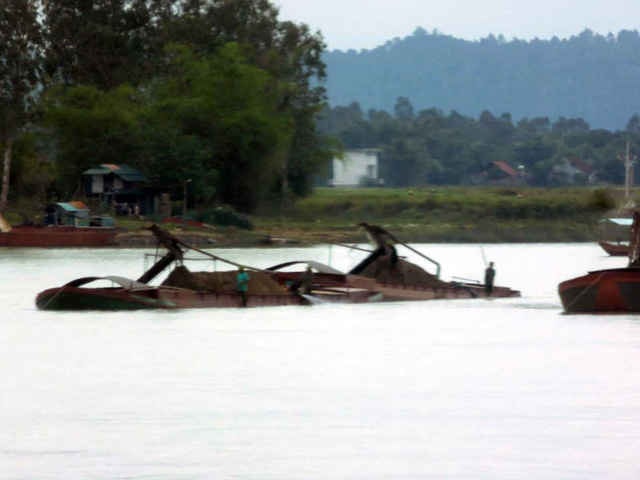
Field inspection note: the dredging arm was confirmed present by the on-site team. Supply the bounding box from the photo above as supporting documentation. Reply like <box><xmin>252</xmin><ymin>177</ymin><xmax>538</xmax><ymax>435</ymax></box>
<box><xmin>137</xmin><ymin>224</ymin><xmax>263</xmax><ymax>284</ymax></box>
<box><xmin>351</xmin><ymin>222</ymin><xmax>442</xmax><ymax>278</ymax></box>
<box><xmin>136</xmin><ymin>225</ymin><xmax>185</xmax><ymax>284</ymax></box>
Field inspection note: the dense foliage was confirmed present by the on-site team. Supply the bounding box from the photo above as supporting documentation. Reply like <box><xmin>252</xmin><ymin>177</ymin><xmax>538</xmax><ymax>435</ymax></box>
<box><xmin>324</xmin><ymin>28</ymin><xmax>640</xmax><ymax>130</ymax></box>
<box><xmin>0</xmin><ymin>0</ymin><xmax>43</xmax><ymax>212</ymax></box>
<box><xmin>2</xmin><ymin>0</ymin><xmax>334</xmax><ymax>213</ymax></box>
<box><xmin>318</xmin><ymin>99</ymin><xmax>639</xmax><ymax>187</ymax></box>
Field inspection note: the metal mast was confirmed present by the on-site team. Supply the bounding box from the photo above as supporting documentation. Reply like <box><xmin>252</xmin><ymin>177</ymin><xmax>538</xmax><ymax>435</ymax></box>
<box><xmin>619</xmin><ymin>140</ymin><xmax>636</xmax><ymax>208</ymax></box>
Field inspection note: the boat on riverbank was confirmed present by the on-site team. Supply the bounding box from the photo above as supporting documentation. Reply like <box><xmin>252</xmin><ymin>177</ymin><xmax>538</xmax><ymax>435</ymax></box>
<box><xmin>559</xmin><ymin>211</ymin><xmax>640</xmax><ymax>313</ymax></box>
<box><xmin>597</xmin><ymin>217</ymin><xmax>632</xmax><ymax>256</ymax></box>
<box><xmin>598</xmin><ymin>240</ymin><xmax>629</xmax><ymax>256</ymax></box>
<box><xmin>36</xmin><ymin>223</ymin><xmax>520</xmax><ymax>311</ymax></box>
<box><xmin>0</xmin><ymin>203</ymin><xmax>116</xmax><ymax>247</ymax></box>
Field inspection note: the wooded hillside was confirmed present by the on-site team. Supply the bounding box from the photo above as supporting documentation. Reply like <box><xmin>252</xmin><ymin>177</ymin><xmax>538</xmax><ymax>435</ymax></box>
<box><xmin>324</xmin><ymin>28</ymin><xmax>640</xmax><ymax>130</ymax></box>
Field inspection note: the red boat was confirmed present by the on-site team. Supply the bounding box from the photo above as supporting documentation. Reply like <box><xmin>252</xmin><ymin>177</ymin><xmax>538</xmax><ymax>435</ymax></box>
<box><xmin>559</xmin><ymin>211</ymin><xmax>640</xmax><ymax>313</ymax></box>
<box><xmin>0</xmin><ymin>203</ymin><xmax>116</xmax><ymax>247</ymax></box>
<box><xmin>0</xmin><ymin>225</ymin><xmax>116</xmax><ymax>247</ymax></box>
<box><xmin>597</xmin><ymin>241</ymin><xmax>629</xmax><ymax>256</ymax></box>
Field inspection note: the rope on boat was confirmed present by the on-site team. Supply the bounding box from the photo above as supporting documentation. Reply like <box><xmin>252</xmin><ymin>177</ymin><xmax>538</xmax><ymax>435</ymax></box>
<box><xmin>563</xmin><ymin>272</ymin><xmax>605</xmax><ymax>312</ymax></box>
<box><xmin>41</xmin><ymin>284</ymin><xmax>67</xmax><ymax>310</ymax></box>
<box><xmin>333</xmin><ymin>243</ymin><xmax>374</xmax><ymax>254</ymax></box>
<box><xmin>174</xmin><ymin>239</ymin><xmax>267</xmax><ymax>272</ymax></box>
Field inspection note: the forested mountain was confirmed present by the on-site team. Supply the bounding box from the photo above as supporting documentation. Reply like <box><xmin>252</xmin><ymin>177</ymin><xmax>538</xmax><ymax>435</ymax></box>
<box><xmin>324</xmin><ymin>28</ymin><xmax>640</xmax><ymax>130</ymax></box>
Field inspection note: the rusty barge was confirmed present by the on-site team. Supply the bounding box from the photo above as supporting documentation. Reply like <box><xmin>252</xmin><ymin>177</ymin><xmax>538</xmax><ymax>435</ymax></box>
<box><xmin>36</xmin><ymin>223</ymin><xmax>520</xmax><ymax>311</ymax></box>
<box><xmin>559</xmin><ymin>211</ymin><xmax>640</xmax><ymax>313</ymax></box>
<box><xmin>0</xmin><ymin>204</ymin><xmax>116</xmax><ymax>247</ymax></box>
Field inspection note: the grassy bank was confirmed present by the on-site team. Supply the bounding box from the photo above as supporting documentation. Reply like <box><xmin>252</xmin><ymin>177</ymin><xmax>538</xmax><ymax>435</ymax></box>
<box><xmin>3</xmin><ymin>186</ymin><xmax>620</xmax><ymax>245</ymax></box>
<box><xmin>252</xmin><ymin>187</ymin><xmax>618</xmax><ymax>243</ymax></box>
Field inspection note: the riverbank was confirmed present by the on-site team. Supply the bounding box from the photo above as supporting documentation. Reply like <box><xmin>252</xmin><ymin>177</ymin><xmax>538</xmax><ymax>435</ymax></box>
<box><xmin>2</xmin><ymin>186</ymin><xmax>619</xmax><ymax>247</ymax></box>
<box><xmin>113</xmin><ymin>186</ymin><xmax>619</xmax><ymax>247</ymax></box>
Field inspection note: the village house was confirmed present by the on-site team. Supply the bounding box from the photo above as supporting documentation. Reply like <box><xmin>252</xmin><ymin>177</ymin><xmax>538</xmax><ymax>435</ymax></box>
<box><xmin>328</xmin><ymin>149</ymin><xmax>383</xmax><ymax>187</ymax></box>
<box><xmin>471</xmin><ymin>161</ymin><xmax>526</xmax><ymax>186</ymax></box>
<box><xmin>82</xmin><ymin>164</ymin><xmax>158</xmax><ymax>215</ymax></box>
<box><xmin>549</xmin><ymin>157</ymin><xmax>597</xmax><ymax>185</ymax></box>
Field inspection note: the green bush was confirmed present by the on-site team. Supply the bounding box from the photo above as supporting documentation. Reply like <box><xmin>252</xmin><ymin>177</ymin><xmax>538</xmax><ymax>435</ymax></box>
<box><xmin>194</xmin><ymin>206</ymin><xmax>253</xmax><ymax>230</ymax></box>
<box><xmin>587</xmin><ymin>188</ymin><xmax>616</xmax><ymax>211</ymax></box>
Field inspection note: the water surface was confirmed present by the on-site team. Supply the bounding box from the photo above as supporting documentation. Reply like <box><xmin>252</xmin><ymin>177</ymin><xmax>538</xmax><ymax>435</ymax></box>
<box><xmin>1</xmin><ymin>243</ymin><xmax>639</xmax><ymax>479</ymax></box>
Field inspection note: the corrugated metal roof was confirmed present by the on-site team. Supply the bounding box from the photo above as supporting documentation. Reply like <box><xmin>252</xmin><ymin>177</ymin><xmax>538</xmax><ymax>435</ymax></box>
<box><xmin>55</xmin><ymin>202</ymin><xmax>89</xmax><ymax>212</ymax></box>
<box><xmin>83</xmin><ymin>167</ymin><xmax>111</xmax><ymax>175</ymax></box>
<box><xmin>68</xmin><ymin>200</ymin><xmax>88</xmax><ymax>210</ymax></box>
<box><xmin>82</xmin><ymin>164</ymin><xmax>148</xmax><ymax>182</ymax></box>
<box><xmin>492</xmin><ymin>161</ymin><xmax>518</xmax><ymax>177</ymax></box>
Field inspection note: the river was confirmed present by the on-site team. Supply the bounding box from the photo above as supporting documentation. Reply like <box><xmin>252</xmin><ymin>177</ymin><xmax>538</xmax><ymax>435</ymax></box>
<box><xmin>1</xmin><ymin>243</ymin><xmax>639</xmax><ymax>479</ymax></box>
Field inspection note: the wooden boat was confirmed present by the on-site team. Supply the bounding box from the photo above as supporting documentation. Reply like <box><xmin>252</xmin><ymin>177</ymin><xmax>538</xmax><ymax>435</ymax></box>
<box><xmin>597</xmin><ymin>240</ymin><xmax>629</xmax><ymax>256</ymax></box>
<box><xmin>597</xmin><ymin>216</ymin><xmax>633</xmax><ymax>256</ymax></box>
<box><xmin>559</xmin><ymin>211</ymin><xmax>640</xmax><ymax>313</ymax></box>
<box><xmin>36</xmin><ymin>223</ymin><xmax>520</xmax><ymax>311</ymax></box>
<box><xmin>36</xmin><ymin>275</ymin><xmax>306</xmax><ymax>310</ymax></box>
<box><xmin>268</xmin><ymin>223</ymin><xmax>520</xmax><ymax>302</ymax></box>
<box><xmin>36</xmin><ymin>225</ymin><xmax>309</xmax><ymax>310</ymax></box>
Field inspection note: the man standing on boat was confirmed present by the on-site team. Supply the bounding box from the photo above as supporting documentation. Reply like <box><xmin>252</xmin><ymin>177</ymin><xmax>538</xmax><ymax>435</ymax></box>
<box><xmin>484</xmin><ymin>262</ymin><xmax>496</xmax><ymax>296</ymax></box>
<box><xmin>237</xmin><ymin>267</ymin><xmax>250</xmax><ymax>307</ymax></box>
<box><xmin>301</xmin><ymin>265</ymin><xmax>314</xmax><ymax>294</ymax></box>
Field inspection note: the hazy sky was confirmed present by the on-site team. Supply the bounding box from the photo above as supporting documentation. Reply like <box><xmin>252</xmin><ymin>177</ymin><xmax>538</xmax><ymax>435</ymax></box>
<box><xmin>275</xmin><ymin>0</ymin><xmax>640</xmax><ymax>51</ymax></box>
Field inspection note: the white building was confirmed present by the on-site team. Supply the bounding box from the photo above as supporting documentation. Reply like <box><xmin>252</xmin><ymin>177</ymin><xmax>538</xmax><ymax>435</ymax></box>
<box><xmin>329</xmin><ymin>149</ymin><xmax>382</xmax><ymax>187</ymax></box>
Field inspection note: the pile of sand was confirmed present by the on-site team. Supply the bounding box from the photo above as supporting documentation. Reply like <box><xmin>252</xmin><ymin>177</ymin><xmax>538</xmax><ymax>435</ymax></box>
<box><xmin>162</xmin><ymin>265</ymin><xmax>289</xmax><ymax>295</ymax></box>
<box><xmin>358</xmin><ymin>257</ymin><xmax>447</xmax><ymax>288</ymax></box>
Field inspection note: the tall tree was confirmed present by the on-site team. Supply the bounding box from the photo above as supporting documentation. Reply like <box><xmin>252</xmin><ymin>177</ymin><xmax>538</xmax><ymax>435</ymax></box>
<box><xmin>44</xmin><ymin>43</ymin><xmax>295</xmax><ymax>211</ymax></box>
<box><xmin>43</xmin><ymin>0</ymin><xmax>151</xmax><ymax>89</ymax></box>
<box><xmin>151</xmin><ymin>0</ymin><xmax>329</xmax><ymax>198</ymax></box>
<box><xmin>0</xmin><ymin>0</ymin><xmax>42</xmax><ymax>213</ymax></box>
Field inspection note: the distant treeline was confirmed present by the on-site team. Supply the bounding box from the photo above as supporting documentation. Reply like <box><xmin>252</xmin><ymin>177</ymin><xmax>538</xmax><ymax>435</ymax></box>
<box><xmin>323</xmin><ymin>28</ymin><xmax>640</xmax><ymax>130</ymax></box>
<box><xmin>1</xmin><ymin>0</ymin><xmax>333</xmax><ymax>214</ymax></box>
<box><xmin>317</xmin><ymin>99</ymin><xmax>640</xmax><ymax>187</ymax></box>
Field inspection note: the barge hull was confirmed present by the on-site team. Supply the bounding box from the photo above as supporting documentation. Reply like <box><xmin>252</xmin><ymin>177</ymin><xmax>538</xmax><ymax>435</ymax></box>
<box><xmin>0</xmin><ymin>226</ymin><xmax>116</xmax><ymax>247</ymax></box>
<box><xmin>559</xmin><ymin>268</ymin><xmax>640</xmax><ymax>313</ymax></box>
<box><xmin>36</xmin><ymin>286</ymin><xmax>306</xmax><ymax>310</ymax></box>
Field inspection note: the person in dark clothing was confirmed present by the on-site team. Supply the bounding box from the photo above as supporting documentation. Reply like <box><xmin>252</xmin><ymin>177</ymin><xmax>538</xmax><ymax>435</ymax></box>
<box><xmin>300</xmin><ymin>266</ymin><xmax>314</xmax><ymax>294</ymax></box>
<box><xmin>484</xmin><ymin>262</ymin><xmax>496</xmax><ymax>296</ymax></box>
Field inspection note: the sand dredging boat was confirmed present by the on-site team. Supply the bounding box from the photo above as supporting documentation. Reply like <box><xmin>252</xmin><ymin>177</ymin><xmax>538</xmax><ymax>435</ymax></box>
<box><xmin>36</xmin><ymin>223</ymin><xmax>520</xmax><ymax>311</ymax></box>
<box><xmin>559</xmin><ymin>211</ymin><xmax>640</xmax><ymax>313</ymax></box>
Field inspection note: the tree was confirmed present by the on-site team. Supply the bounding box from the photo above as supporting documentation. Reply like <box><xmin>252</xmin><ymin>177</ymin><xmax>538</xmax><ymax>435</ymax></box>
<box><xmin>394</xmin><ymin>97</ymin><xmax>415</xmax><ymax>121</ymax></box>
<box><xmin>148</xmin><ymin>0</ymin><xmax>330</xmax><ymax>199</ymax></box>
<box><xmin>38</xmin><ymin>0</ymin><xmax>331</xmax><ymax>207</ymax></box>
<box><xmin>147</xmin><ymin>43</ymin><xmax>294</xmax><ymax>211</ymax></box>
<box><xmin>43</xmin><ymin>43</ymin><xmax>294</xmax><ymax>212</ymax></box>
<box><xmin>627</xmin><ymin>114</ymin><xmax>640</xmax><ymax>134</ymax></box>
<box><xmin>43</xmin><ymin>84</ymin><xmax>144</xmax><ymax>197</ymax></box>
<box><xmin>0</xmin><ymin>0</ymin><xmax>43</xmax><ymax>213</ymax></box>
<box><xmin>43</xmin><ymin>0</ymin><xmax>152</xmax><ymax>89</ymax></box>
